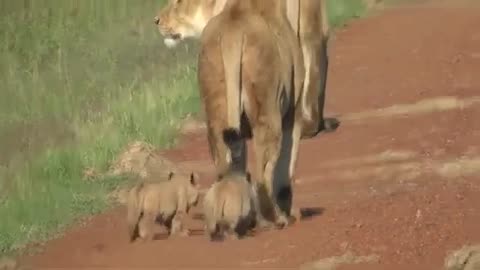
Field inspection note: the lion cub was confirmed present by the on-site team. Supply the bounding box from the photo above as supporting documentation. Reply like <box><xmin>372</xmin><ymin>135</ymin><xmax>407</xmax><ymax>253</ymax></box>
<box><xmin>203</xmin><ymin>171</ymin><xmax>262</xmax><ymax>241</ymax></box>
<box><xmin>126</xmin><ymin>171</ymin><xmax>200</xmax><ymax>242</ymax></box>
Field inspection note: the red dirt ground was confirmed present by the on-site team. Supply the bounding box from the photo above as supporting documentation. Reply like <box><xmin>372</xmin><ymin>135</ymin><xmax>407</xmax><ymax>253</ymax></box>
<box><xmin>20</xmin><ymin>2</ymin><xmax>480</xmax><ymax>269</ymax></box>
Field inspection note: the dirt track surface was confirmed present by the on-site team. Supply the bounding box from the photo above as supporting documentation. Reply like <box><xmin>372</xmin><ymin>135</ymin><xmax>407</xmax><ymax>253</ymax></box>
<box><xmin>21</xmin><ymin>2</ymin><xmax>480</xmax><ymax>270</ymax></box>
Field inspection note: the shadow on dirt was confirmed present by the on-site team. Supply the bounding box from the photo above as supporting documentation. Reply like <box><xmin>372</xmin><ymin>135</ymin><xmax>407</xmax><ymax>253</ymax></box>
<box><xmin>152</xmin><ymin>234</ymin><xmax>170</xmax><ymax>241</ymax></box>
<box><xmin>299</xmin><ymin>207</ymin><xmax>325</xmax><ymax>220</ymax></box>
<box><xmin>192</xmin><ymin>206</ymin><xmax>325</xmax><ymax>221</ymax></box>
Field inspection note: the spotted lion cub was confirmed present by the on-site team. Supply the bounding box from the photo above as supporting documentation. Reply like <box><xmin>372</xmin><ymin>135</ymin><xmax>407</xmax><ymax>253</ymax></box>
<box><xmin>126</xmin><ymin>171</ymin><xmax>200</xmax><ymax>242</ymax></box>
<box><xmin>203</xmin><ymin>171</ymin><xmax>265</xmax><ymax>241</ymax></box>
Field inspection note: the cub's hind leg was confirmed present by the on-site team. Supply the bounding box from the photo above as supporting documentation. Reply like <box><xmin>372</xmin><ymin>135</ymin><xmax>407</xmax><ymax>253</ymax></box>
<box><xmin>138</xmin><ymin>210</ymin><xmax>156</xmax><ymax>241</ymax></box>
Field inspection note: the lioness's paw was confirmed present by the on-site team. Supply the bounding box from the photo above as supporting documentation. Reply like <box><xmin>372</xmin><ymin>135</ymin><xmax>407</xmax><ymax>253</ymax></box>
<box><xmin>274</xmin><ymin>215</ymin><xmax>290</xmax><ymax>229</ymax></box>
<box><xmin>291</xmin><ymin>207</ymin><xmax>302</xmax><ymax>221</ymax></box>
<box><xmin>322</xmin><ymin>117</ymin><xmax>340</xmax><ymax>132</ymax></box>
<box><xmin>256</xmin><ymin>219</ymin><xmax>274</xmax><ymax>230</ymax></box>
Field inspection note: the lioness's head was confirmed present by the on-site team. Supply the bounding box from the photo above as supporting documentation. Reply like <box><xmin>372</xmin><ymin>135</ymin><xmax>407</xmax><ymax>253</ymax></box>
<box><xmin>154</xmin><ymin>0</ymin><xmax>218</xmax><ymax>48</ymax></box>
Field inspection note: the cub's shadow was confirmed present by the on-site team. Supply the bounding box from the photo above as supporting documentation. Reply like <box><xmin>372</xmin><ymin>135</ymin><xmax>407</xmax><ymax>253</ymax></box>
<box><xmin>144</xmin><ymin>207</ymin><xmax>325</xmax><ymax>241</ymax></box>
<box><xmin>151</xmin><ymin>229</ymin><xmax>206</xmax><ymax>240</ymax></box>
<box><xmin>152</xmin><ymin>234</ymin><xmax>170</xmax><ymax>241</ymax></box>
<box><xmin>192</xmin><ymin>206</ymin><xmax>325</xmax><ymax>222</ymax></box>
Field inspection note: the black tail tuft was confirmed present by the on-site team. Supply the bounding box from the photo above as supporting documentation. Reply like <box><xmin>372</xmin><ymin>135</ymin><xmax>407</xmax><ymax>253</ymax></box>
<box><xmin>222</xmin><ymin>128</ymin><xmax>245</xmax><ymax>172</ymax></box>
<box><xmin>222</xmin><ymin>128</ymin><xmax>242</xmax><ymax>147</ymax></box>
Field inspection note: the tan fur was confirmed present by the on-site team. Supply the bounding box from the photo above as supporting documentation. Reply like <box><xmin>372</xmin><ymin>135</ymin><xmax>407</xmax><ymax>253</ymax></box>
<box><xmin>126</xmin><ymin>171</ymin><xmax>200</xmax><ymax>242</ymax></box>
<box><xmin>197</xmin><ymin>0</ymin><xmax>304</xmax><ymax>228</ymax></box>
<box><xmin>203</xmin><ymin>172</ymin><xmax>259</xmax><ymax>240</ymax></box>
<box><xmin>155</xmin><ymin>0</ymin><xmax>338</xmax><ymax>137</ymax></box>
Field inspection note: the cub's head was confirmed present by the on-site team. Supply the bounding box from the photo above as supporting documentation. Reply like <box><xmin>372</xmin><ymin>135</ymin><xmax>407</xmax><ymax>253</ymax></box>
<box><xmin>154</xmin><ymin>0</ymin><xmax>215</xmax><ymax>48</ymax></box>
<box><xmin>168</xmin><ymin>171</ymin><xmax>200</xmax><ymax>207</ymax></box>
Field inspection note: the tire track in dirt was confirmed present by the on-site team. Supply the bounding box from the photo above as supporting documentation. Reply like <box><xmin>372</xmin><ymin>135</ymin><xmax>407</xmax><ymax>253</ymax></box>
<box><xmin>19</xmin><ymin>2</ymin><xmax>480</xmax><ymax>270</ymax></box>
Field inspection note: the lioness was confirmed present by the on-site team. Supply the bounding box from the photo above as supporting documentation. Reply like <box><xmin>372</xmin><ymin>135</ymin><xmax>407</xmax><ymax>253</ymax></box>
<box><xmin>126</xmin><ymin>171</ymin><xmax>200</xmax><ymax>242</ymax></box>
<box><xmin>203</xmin><ymin>172</ymin><xmax>260</xmax><ymax>240</ymax></box>
<box><xmin>196</xmin><ymin>0</ymin><xmax>305</xmax><ymax>227</ymax></box>
<box><xmin>155</xmin><ymin>0</ymin><xmax>339</xmax><ymax>138</ymax></box>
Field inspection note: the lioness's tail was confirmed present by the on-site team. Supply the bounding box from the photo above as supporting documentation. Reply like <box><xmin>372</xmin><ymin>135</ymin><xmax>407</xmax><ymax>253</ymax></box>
<box><xmin>220</xmin><ymin>29</ymin><xmax>245</xmax><ymax>169</ymax></box>
<box><xmin>126</xmin><ymin>182</ymin><xmax>144</xmax><ymax>242</ymax></box>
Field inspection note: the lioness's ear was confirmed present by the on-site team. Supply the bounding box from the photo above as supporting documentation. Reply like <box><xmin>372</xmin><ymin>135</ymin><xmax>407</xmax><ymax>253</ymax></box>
<box><xmin>167</xmin><ymin>171</ymin><xmax>175</xmax><ymax>180</ymax></box>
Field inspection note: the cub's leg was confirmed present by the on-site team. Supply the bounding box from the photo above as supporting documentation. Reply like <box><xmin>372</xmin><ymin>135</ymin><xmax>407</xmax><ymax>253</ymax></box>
<box><xmin>138</xmin><ymin>210</ymin><xmax>156</xmax><ymax>241</ymax></box>
<box><xmin>205</xmin><ymin>220</ymin><xmax>219</xmax><ymax>241</ymax></box>
<box><xmin>170</xmin><ymin>189</ymin><xmax>190</xmax><ymax>237</ymax></box>
<box><xmin>170</xmin><ymin>214</ymin><xmax>189</xmax><ymax>237</ymax></box>
<box><xmin>227</xmin><ymin>219</ymin><xmax>241</xmax><ymax>240</ymax></box>
<box><xmin>162</xmin><ymin>214</ymin><xmax>174</xmax><ymax>235</ymax></box>
<box><xmin>203</xmin><ymin>205</ymin><xmax>220</xmax><ymax>240</ymax></box>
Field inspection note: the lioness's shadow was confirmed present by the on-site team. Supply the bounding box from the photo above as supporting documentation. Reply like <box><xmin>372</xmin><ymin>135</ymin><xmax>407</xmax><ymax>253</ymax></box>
<box><xmin>192</xmin><ymin>207</ymin><xmax>324</xmax><ymax>223</ymax></box>
<box><xmin>299</xmin><ymin>206</ymin><xmax>325</xmax><ymax>220</ymax></box>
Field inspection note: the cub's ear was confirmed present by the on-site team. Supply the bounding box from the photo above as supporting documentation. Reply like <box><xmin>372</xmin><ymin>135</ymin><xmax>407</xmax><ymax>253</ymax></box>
<box><xmin>246</xmin><ymin>172</ymin><xmax>252</xmax><ymax>183</ymax></box>
<box><xmin>167</xmin><ymin>171</ymin><xmax>175</xmax><ymax>180</ymax></box>
<box><xmin>190</xmin><ymin>172</ymin><xmax>199</xmax><ymax>185</ymax></box>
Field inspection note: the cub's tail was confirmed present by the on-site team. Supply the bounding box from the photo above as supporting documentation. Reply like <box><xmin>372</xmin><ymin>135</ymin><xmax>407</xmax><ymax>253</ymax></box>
<box><xmin>126</xmin><ymin>182</ymin><xmax>145</xmax><ymax>242</ymax></box>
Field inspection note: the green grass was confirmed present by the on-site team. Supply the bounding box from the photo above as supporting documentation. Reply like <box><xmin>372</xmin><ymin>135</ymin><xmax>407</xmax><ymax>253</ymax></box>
<box><xmin>327</xmin><ymin>0</ymin><xmax>369</xmax><ymax>27</ymax></box>
<box><xmin>0</xmin><ymin>0</ymin><xmax>369</xmax><ymax>256</ymax></box>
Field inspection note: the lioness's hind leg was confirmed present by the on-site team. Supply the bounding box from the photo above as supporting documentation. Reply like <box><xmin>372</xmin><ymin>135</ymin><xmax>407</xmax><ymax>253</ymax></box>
<box><xmin>252</xmin><ymin>113</ymin><xmax>288</xmax><ymax>228</ymax></box>
<box><xmin>286</xmin><ymin>108</ymin><xmax>305</xmax><ymax>222</ymax></box>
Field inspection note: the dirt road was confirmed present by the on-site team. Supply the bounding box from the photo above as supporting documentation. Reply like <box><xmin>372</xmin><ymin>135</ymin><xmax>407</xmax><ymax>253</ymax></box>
<box><xmin>20</xmin><ymin>2</ymin><xmax>480</xmax><ymax>269</ymax></box>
